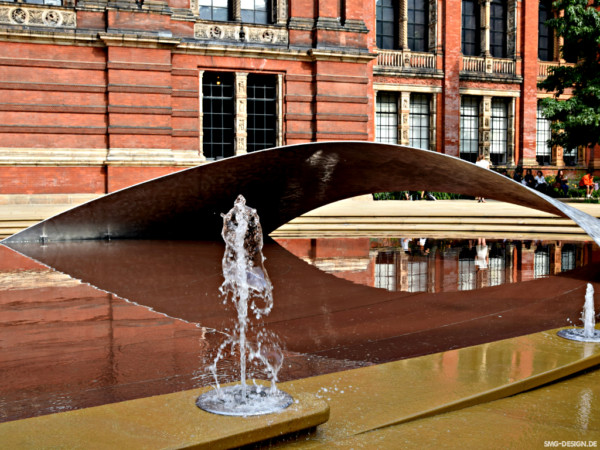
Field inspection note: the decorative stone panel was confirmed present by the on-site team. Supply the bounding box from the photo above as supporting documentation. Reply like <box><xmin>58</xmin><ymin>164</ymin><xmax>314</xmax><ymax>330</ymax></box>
<box><xmin>0</xmin><ymin>5</ymin><xmax>76</xmax><ymax>28</ymax></box>
<box><xmin>194</xmin><ymin>22</ymin><xmax>288</xmax><ymax>45</ymax></box>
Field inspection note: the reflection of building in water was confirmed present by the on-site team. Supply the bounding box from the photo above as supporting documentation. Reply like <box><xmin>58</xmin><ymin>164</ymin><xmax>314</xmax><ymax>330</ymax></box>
<box><xmin>375</xmin><ymin>251</ymin><xmax>397</xmax><ymax>291</ymax></box>
<box><xmin>534</xmin><ymin>245</ymin><xmax>550</xmax><ymax>279</ymax></box>
<box><xmin>276</xmin><ymin>237</ymin><xmax>598</xmax><ymax>294</ymax></box>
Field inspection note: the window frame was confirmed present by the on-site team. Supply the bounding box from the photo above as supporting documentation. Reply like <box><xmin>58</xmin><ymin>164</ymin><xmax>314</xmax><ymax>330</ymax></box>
<box><xmin>409</xmin><ymin>93</ymin><xmax>430</xmax><ymax>150</ymax></box>
<box><xmin>460</xmin><ymin>96</ymin><xmax>479</xmax><ymax>163</ymax></box>
<box><xmin>462</xmin><ymin>0</ymin><xmax>481</xmax><ymax>56</ymax></box>
<box><xmin>376</xmin><ymin>0</ymin><xmax>398</xmax><ymax>50</ymax></box>
<box><xmin>376</xmin><ymin>92</ymin><xmax>399</xmax><ymax>145</ymax></box>
<box><xmin>407</xmin><ymin>0</ymin><xmax>429</xmax><ymax>52</ymax></box>
<box><xmin>490</xmin><ymin>98</ymin><xmax>508</xmax><ymax>165</ymax></box>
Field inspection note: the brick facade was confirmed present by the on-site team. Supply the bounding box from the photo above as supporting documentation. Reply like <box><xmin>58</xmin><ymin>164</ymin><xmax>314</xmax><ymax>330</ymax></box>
<box><xmin>0</xmin><ymin>0</ymin><xmax>592</xmax><ymax>195</ymax></box>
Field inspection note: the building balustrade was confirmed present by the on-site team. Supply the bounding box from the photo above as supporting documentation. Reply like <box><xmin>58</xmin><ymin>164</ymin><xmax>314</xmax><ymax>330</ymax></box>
<box><xmin>375</xmin><ymin>50</ymin><xmax>437</xmax><ymax>71</ymax></box>
<box><xmin>461</xmin><ymin>56</ymin><xmax>516</xmax><ymax>76</ymax></box>
<box><xmin>538</xmin><ymin>61</ymin><xmax>575</xmax><ymax>78</ymax></box>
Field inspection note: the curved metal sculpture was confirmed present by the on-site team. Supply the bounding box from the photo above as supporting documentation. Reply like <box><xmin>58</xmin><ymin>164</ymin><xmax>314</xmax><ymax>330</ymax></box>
<box><xmin>3</xmin><ymin>141</ymin><xmax>600</xmax><ymax>245</ymax></box>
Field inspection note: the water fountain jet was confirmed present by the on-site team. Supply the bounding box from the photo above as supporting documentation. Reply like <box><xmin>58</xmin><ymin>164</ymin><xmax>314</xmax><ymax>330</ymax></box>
<box><xmin>557</xmin><ymin>283</ymin><xmax>600</xmax><ymax>342</ymax></box>
<box><xmin>196</xmin><ymin>195</ymin><xmax>293</xmax><ymax>416</ymax></box>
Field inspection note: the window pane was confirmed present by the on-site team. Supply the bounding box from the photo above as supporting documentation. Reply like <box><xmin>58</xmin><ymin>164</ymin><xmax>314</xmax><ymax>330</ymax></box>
<box><xmin>408</xmin><ymin>0</ymin><xmax>428</xmax><ymax>52</ymax></box>
<box><xmin>376</xmin><ymin>0</ymin><xmax>397</xmax><ymax>49</ymax></box>
<box><xmin>410</xmin><ymin>94</ymin><xmax>430</xmax><ymax>150</ymax></box>
<box><xmin>460</xmin><ymin>96</ymin><xmax>479</xmax><ymax>162</ymax></box>
<box><xmin>247</xmin><ymin>73</ymin><xmax>277</xmax><ymax>153</ymax></box>
<box><xmin>462</xmin><ymin>0</ymin><xmax>480</xmax><ymax>56</ymax></box>
<box><xmin>538</xmin><ymin>0</ymin><xmax>554</xmax><ymax>61</ymax></box>
<box><xmin>490</xmin><ymin>98</ymin><xmax>508</xmax><ymax>165</ymax></box>
<box><xmin>376</xmin><ymin>92</ymin><xmax>398</xmax><ymax>144</ymax></box>
<box><xmin>490</xmin><ymin>0</ymin><xmax>507</xmax><ymax>58</ymax></box>
<box><xmin>536</xmin><ymin>102</ymin><xmax>552</xmax><ymax>165</ymax></box>
<box><xmin>202</xmin><ymin>72</ymin><xmax>235</xmax><ymax>160</ymax></box>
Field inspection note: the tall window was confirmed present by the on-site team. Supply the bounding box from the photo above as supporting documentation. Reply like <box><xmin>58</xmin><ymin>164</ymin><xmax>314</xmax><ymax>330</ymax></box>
<box><xmin>409</xmin><ymin>94</ymin><xmax>430</xmax><ymax>150</ymax></box>
<box><xmin>407</xmin><ymin>257</ymin><xmax>428</xmax><ymax>292</ymax></box>
<box><xmin>375</xmin><ymin>252</ymin><xmax>397</xmax><ymax>291</ymax></box>
<box><xmin>561</xmin><ymin>245</ymin><xmax>576</xmax><ymax>272</ymax></box>
<box><xmin>538</xmin><ymin>0</ymin><xmax>554</xmax><ymax>61</ymax></box>
<box><xmin>460</xmin><ymin>96</ymin><xmax>479</xmax><ymax>162</ymax></box>
<box><xmin>241</xmin><ymin>0</ymin><xmax>269</xmax><ymax>24</ymax></box>
<box><xmin>534</xmin><ymin>246</ymin><xmax>550</xmax><ymax>279</ymax></box>
<box><xmin>536</xmin><ymin>102</ymin><xmax>552</xmax><ymax>165</ymax></box>
<box><xmin>199</xmin><ymin>0</ymin><xmax>228</xmax><ymax>21</ymax></box>
<box><xmin>490</xmin><ymin>98</ymin><xmax>508</xmax><ymax>165</ymax></box>
<box><xmin>376</xmin><ymin>92</ymin><xmax>398</xmax><ymax>144</ymax></box>
<box><xmin>202</xmin><ymin>72</ymin><xmax>235</xmax><ymax>159</ymax></box>
<box><xmin>408</xmin><ymin>0</ymin><xmax>429</xmax><ymax>52</ymax></box>
<box><xmin>488</xmin><ymin>246</ymin><xmax>506</xmax><ymax>286</ymax></box>
<box><xmin>458</xmin><ymin>247</ymin><xmax>476</xmax><ymax>291</ymax></box>
<box><xmin>490</xmin><ymin>0</ymin><xmax>507</xmax><ymax>58</ymax></box>
<box><xmin>376</xmin><ymin>0</ymin><xmax>397</xmax><ymax>49</ymax></box>
<box><xmin>247</xmin><ymin>74</ymin><xmax>277</xmax><ymax>152</ymax></box>
<box><xmin>462</xmin><ymin>0</ymin><xmax>480</xmax><ymax>56</ymax></box>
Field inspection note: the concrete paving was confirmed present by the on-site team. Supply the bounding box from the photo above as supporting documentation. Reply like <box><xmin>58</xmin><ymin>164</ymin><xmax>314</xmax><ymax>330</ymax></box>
<box><xmin>2</xmin><ymin>328</ymin><xmax>599</xmax><ymax>447</ymax></box>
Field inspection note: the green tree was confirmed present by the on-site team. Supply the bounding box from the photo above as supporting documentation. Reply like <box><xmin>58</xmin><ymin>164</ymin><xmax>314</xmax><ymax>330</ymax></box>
<box><xmin>537</xmin><ymin>0</ymin><xmax>600</xmax><ymax>152</ymax></box>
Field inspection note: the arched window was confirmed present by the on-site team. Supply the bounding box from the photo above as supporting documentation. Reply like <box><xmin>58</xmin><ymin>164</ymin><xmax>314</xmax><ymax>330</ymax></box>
<box><xmin>376</xmin><ymin>0</ymin><xmax>398</xmax><ymax>49</ymax></box>
<box><xmin>462</xmin><ymin>0</ymin><xmax>480</xmax><ymax>56</ymax></box>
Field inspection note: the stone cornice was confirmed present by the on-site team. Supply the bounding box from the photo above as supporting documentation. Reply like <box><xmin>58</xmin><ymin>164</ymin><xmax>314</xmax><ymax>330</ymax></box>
<box><xmin>308</xmin><ymin>49</ymin><xmax>376</xmax><ymax>63</ymax></box>
<box><xmin>0</xmin><ymin>3</ymin><xmax>76</xmax><ymax>28</ymax></box>
<box><xmin>175</xmin><ymin>42</ymin><xmax>310</xmax><ymax>61</ymax></box>
<box><xmin>193</xmin><ymin>21</ymin><xmax>288</xmax><ymax>46</ymax></box>
<box><xmin>99</xmin><ymin>31</ymin><xmax>180</xmax><ymax>48</ymax></box>
<box><xmin>0</xmin><ymin>27</ymin><xmax>98</xmax><ymax>45</ymax></box>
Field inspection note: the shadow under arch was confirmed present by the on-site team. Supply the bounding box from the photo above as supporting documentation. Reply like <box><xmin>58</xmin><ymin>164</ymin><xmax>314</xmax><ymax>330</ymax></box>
<box><xmin>3</xmin><ymin>141</ymin><xmax>600</xmax><ymax>245</ymax></box>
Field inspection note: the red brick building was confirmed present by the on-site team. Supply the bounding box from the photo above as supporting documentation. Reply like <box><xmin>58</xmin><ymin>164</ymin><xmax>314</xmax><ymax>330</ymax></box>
<box><xmin>0</xmin><ymin>0</ymin><xmax>592</xmax><ymax>197</ymax></box>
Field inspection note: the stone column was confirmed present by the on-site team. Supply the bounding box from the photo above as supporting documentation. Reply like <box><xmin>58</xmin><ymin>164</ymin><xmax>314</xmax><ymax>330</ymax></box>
<box><xmin>273</xmin><ymin>0</ymin><xmax>288</xmax><ymax>25</ymax></box>
<box><xmin>480</xmin><ymin>0</ymin><xmax>491</xmax><ymax>56</ymax></box>
<box><xmin>232</xmin><ymin>0</ymin><xmax>241</xmax><ymax>21</ymax></box>
<box><xmin>480</xmin><ymin>96</ymin><xmax>492</xmax><ymax>159</ymax></box>
<box><xmin>399</xmin><ymin>92</ymin><xmax>411</xmax><ymax>146</ymax></box>
<box><xmin>507</xmin><ymin>97</ymin><xmax>516</xmax><ymax>166</ymax></box>
<box><xmin>428</xmin><ymin>0</ymin><xmax>438</xmax><ymax>52</ymax></box>
<box><xmin>234</xmin><ymin>72</ymin><xmax>248</xmax><ymax>155</ymax></box>
<box><xmin>399</xmin><ymin>0</ymin><xmax>408</xmax><ymax>49</ymax></box>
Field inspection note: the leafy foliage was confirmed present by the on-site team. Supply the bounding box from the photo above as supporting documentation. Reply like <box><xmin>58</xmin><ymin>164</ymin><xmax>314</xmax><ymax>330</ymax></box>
<box><xmin>537</xmin><ymin>0</ymin><xmax>600</xmax><ymax>150</ymax></box>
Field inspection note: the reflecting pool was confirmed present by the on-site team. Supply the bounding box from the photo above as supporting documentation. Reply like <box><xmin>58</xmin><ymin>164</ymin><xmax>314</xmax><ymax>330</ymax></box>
<box><xmin>2</xmin><ymin>235</ymin><xmax>598</xmax><ymax>423</ymax></box>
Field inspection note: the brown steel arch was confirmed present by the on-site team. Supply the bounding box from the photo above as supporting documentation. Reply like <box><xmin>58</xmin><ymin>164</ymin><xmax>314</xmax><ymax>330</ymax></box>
<box><xmin>3</xmin><ymin>141</ymin><xmax>600</xmax><ymax>245</ymax></box>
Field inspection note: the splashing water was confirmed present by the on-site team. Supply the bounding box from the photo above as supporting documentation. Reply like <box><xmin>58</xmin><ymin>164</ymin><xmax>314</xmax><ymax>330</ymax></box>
<box><xmin>557</xmin><ymin>283</ymin><xmax>600</xmax><ymax>343</ymax></box>
<box><xmin>583</xmin><ymin>283</ymin><xmax>596</xmax><ymax>339</ymax></box>
<box><xmin>197</xmin><ymin>195</ymin><xmax>292</xmax><ymax>416</ymax></box>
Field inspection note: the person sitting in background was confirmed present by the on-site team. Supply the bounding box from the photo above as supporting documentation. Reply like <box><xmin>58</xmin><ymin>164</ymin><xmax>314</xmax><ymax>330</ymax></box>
<box><xmin>554</xmin><ymin>170</ymin><xmax>569</xmax><ymax>196</ymax></box>
<box><xmin>513</xmin><ymin>167</ymin><xmax>523</xmax><ymax>184</ymax></box>
<box><xmin>580</xmin><ymin>169</ymin><xmax>595</xmax><ymax>198</ymax></box>
<box><xmin>523</xmin><ymin>169</ymin><xmax>535</xmax><ymax>188</ymax></box>
<box><xmin>534</xmin><ymin>170</ymin><xmax>547</xmax><ymax>193</ymax></box>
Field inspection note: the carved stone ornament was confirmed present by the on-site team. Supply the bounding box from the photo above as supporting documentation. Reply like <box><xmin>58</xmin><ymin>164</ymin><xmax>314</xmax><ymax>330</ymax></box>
<box><xmin>194</xmin><ymin>22</ymin><xmax>288</xmax><ymax>45</ymax></box>
<box><xmin>0</xmin><ymin>5</ymin><xmax>76</xmax><ymax>28</ymax></box>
